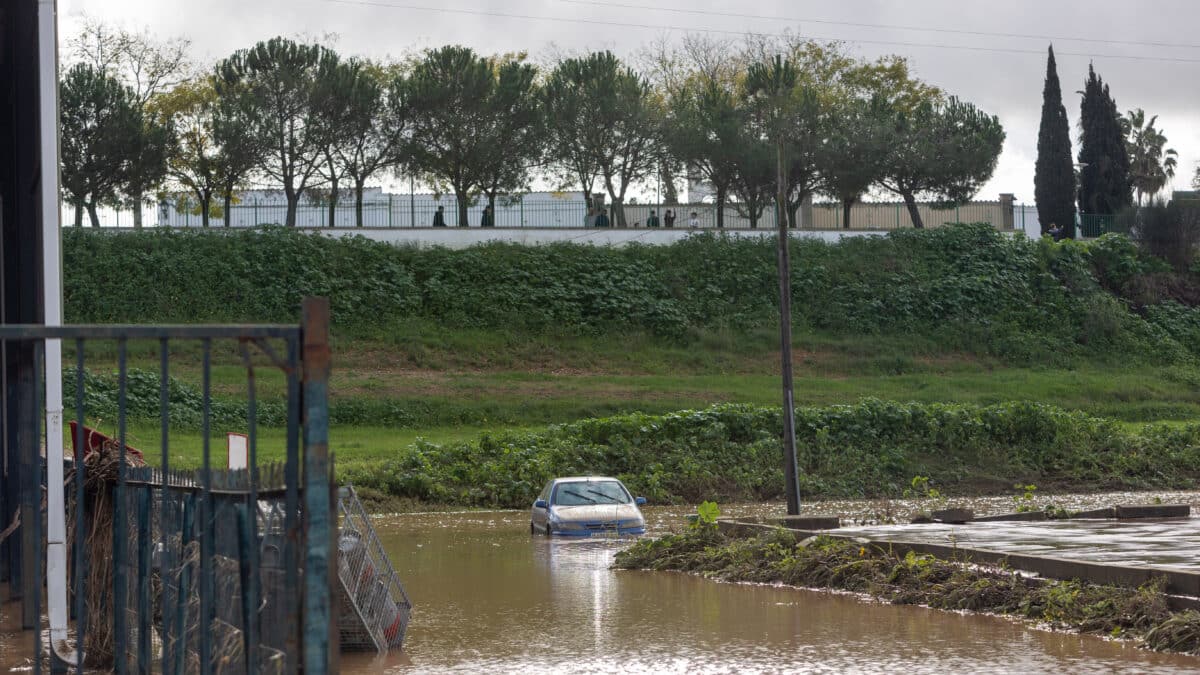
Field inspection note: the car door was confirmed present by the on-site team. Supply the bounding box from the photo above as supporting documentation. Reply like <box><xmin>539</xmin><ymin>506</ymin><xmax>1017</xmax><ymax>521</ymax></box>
<box><xmin>531</xmin><ymin>480</ymin><xmax>554</xmax><ymax>528</ymax></box>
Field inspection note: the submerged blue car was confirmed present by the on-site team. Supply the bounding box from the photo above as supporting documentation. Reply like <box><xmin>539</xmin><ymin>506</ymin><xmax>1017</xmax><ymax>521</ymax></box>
<box><xmin>530</xmin><ymin>476</ymin><xmax>647</xmax><ymax>537</ymax></box>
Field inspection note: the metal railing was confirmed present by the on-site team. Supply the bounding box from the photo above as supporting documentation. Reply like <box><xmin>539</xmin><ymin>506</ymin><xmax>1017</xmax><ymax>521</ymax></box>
<box><xmin>65</xmin><ymin>196</ymin><xmax>1019</xmax><ymax>231</ymax></box>
<box><xmin>0</xmin><ymin>298</ymin><xmax>335</xmax><ymax>675</ymax></box>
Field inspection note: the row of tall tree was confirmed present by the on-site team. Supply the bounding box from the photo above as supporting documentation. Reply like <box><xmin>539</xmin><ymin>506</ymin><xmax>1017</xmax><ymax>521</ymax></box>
<box><xmin>1035</xmin><ymin>46</ymin><xmax>1181</xmax><ymax>238</ymax></box>
<box><xmin>59</xmin><ymin>25</ymin><xmax>1006</xmax><ymax>229</ymax></box>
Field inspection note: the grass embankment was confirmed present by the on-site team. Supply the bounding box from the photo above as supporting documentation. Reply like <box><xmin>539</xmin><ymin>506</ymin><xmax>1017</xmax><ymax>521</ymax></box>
<box><xmin>61</xmin><ymin>225</ymin><xmax>1200</xmax><ymax>507</ymax></box>
<box><xmin>613</xmin><ymin>527</ymin><xmax>1200</xmax><ymax>655</ymax></box>
<box><xmin>72</xmin><ymin>380</ymin><xmax>1200</xmax><ymax>509</ymax></box>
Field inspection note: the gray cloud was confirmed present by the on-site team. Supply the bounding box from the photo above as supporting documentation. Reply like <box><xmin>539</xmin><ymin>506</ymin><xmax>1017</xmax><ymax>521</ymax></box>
<box><xmin>64</xmin><ymin>0</ymin><xmax>1200</xmax><ymax>203</ymax></box>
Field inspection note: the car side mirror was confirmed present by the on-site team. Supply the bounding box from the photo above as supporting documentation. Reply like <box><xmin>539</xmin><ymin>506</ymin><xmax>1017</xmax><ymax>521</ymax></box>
<box><xmin>534</xmin><ymin>499</ymin><xmax>548</xmax><ymax>509</ymax></box>
<box><xmin>635</xmin><ymin>497</ymin><xmax>647</xmax><ymax>506</ymax></box>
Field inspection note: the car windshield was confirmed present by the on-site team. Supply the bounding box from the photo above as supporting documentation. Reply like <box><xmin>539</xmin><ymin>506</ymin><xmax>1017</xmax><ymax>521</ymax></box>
<box><xmin>553</xmin><ymin>481</ymin><xmax>631</xmax><ymax>506</ymax></box>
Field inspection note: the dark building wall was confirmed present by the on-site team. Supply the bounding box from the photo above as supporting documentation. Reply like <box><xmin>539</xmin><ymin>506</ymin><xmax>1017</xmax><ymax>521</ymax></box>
<box><xmin>0</xmin><ymin>0</ymin><xmax>48</xmax><ymax>621</ymax></box>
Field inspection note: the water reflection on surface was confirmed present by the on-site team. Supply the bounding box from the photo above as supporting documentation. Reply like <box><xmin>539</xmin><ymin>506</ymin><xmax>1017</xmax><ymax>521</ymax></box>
<box><xmin>344</xmin><ymin>505</ymin><xmax>1200</xmax><ymax>674</ymax></box>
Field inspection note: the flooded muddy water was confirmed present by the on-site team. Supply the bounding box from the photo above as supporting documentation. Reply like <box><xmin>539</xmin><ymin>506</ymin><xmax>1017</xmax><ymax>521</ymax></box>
<box><xmin>5</xmin><ymin>493</ymin><xmax>1200</xmax><ymax>673</ymax></box>
<box><xmin>342</xmin><ymin>504</ymin><xmax>1200</xmax><ymax>674</ymax></box>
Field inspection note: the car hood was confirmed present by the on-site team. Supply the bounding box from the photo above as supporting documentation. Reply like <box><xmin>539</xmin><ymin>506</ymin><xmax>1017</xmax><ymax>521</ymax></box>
<box><xmin>551</xmin><ymin>504</ymin><xmax>642</xmax><ymax>522</ymax></box>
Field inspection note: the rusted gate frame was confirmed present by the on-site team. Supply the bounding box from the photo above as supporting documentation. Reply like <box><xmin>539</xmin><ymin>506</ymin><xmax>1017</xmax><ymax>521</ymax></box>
<box><xmin>0</xmin><ymin>296</ymin><xmax>333</xmax><ymax>675</ymax></box>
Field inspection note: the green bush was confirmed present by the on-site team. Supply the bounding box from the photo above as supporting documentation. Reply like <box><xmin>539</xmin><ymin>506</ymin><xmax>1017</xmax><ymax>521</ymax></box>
<box><xmin>339</xmin><ymin>400</ymin><xmax>1200</xmax><ymax>508</ymax></box>
<box><xmin>64</xmin><ymin>223</ymin><xmax>1193</xmax><ymax>362</ymax></box>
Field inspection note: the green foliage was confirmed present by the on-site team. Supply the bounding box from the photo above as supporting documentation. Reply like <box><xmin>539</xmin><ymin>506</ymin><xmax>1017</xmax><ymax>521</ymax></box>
<box><xmin>1035</xmin><ymin>46</ymin><xmax>1077</xmax><ymax>238</ymax></box>
<box><xmin>64</xmin><ymin>223</ymin><xmax>1200</xmax><ymax>363</ymax></box>
<box><xmin>60</xmin><ymin>64</ymin><xmax>158</xmax><ymax>227</ymax></box>
<box><xmin>876</xmin><ymin>97</ymin><xmax>1006</xmax><ymax>228</ymax></box>
<box><xmin>616</xmin><ymin>529</ymin><xmax>1187</xmax><ymax>652</ymax></box>
<box><xmin>1132</xmin><ymin>201</ymin><xmax>1200</xmax><ymax>272</ymax></box>
<box><xmin>64</xmin><ymin>227</ymin><xmax>419</xmax><ymax>326</ymax></box>
<box><xmin>696</xmin><ymin>501</ymin><xmax>721</xmax><ymax>525</ymax></box>
<box><xmin>214</xmin><ymin>37</ymin><xmax>345</xmax><ymax>228</ymax></box>
<box><xmin>1078</xmin><ymin>64</ymin><xmax>1132</xmax><ymax>217</ymax></box>
<box><xmin>337</xmin><ymin>399</ymin><xmax>1200</xmax><ymax>509</ymax></box>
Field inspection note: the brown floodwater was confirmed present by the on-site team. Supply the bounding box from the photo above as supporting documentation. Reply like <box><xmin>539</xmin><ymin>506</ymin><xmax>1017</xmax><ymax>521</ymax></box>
<box><xmin>339</xmin><ymin>504</ymin><xmax>1200</xmax><ymax>674</ymax></box>
<box><xmin>6</xmin><ymin>494</ymin><xmax>1200</xmax><ymax>673</ymax></box>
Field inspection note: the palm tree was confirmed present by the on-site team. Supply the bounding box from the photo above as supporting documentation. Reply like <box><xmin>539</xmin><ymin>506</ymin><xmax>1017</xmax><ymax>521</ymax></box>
<box><xmin>1123</xmin><ymin>108</ymin><xmax>1178</xmax><ymax>205</ymax></box>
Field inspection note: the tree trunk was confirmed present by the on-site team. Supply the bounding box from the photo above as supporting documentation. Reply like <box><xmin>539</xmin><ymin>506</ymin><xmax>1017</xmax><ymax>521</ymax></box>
<box><xmin>86</xmin><ymin>202</ymin><xmax>100</xmax><ymax>228</ymax></box>
<box><xmin>132</xmin><ymin>197</ymin><xmax>143</xmax><ymax>229</ymax></box>
<box><xmin>715</xmin><ymin>186</ymin><xmax>727</xmax><ymax>229</ymax></box>
<box><xmin>284</xmin><ymin>185</ymin><xmax>298</xmax><ymax>227</ymax></box>
<box><xmin>223</xmin><ymin>191</ymin><xmax>233</xmax><ymax>227</ymax></box>
<box><xmin>73</xmin><ymin>203</ymin><xmax>83</xmax><ymax>227</ymax></box>
<box><xmin>200</xmin><ymin>193</ymin><xmax>212</xmax><ymax>228</ymax></box>
<box><xmin>661</xmin><ymin>162</ymin><xmax>678</xmax><ymax>205</ymax></box>
<box><xmin>355</xmin><ymin>178</ymin><xmax>366</xmax><ymax>227</ymax></box>
<box><xmin>327</xmin><ymin>176</ymin><xmax>338</xmax><ymax>228</ymax></box>
<box><xmin>842</xmin><ymin>197</ymin><xmax>854</xmax><ymax>229</ymax></box>
<box><xmin>787</xmin><ymin>203</ymin><xmax>799</xmax><ymax>229</ymax></box>
<box><xmin>902</xmin><ymin>192</ymin><xmax>924</xmax><ymax>228</ymax></box>
<box><xmin>456</xmin><ymin>191</ymin><xmax>469</xmax><ymax>227</ymax></box>
<box><xmin>611</xmin><ymin>197</ymin><xmax>627</xmax><ymax>228</ymax></box>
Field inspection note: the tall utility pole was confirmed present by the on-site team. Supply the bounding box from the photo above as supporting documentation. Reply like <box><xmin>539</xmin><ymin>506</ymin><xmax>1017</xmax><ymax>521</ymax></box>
<box><xmin>775</xmin><ymin>138</ymin><xmax>802</xmax><ymax>516</ymax></box>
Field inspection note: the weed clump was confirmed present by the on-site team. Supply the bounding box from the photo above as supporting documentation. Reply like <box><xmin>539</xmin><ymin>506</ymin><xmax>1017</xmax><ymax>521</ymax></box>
<box><xmin>615</xmin><ymin>528</ymin><xmax>1195</xmax><ymax>653</ymax></box>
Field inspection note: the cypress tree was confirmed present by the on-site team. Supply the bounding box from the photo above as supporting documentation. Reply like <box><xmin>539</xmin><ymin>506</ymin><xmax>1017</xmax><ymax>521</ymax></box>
<box><xmin>1034</xmin><ymin>46</ymin><xmax>1076</xmax><ymax>238</ymax></box>
<box><xmin>1078</xmin><ymin>64</ymin><xmax>1132</xmax><ymax>218</ymax></box>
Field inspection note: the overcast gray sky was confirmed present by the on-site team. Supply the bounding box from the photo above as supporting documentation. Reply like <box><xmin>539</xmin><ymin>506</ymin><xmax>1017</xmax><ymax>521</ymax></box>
<box><xmin>61</xmin><ymin>0</ymin><xmax>1200</xmax><ymax>204</ymax></box>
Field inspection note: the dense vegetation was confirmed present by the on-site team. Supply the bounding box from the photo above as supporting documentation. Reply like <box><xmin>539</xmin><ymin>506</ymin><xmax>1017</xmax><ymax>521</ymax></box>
<box><xmin>63</xmin><ymin>27</ymin><xmax>1001</xmax><ymax>230</ymax></box>
<box><xmin>63</xmin><ymin>224</ymin><xmax>1200</xmax><ymax>367</ymax></box>
<box><xmin>333</xmin><ymin>400</ymin><xmax>1200</xmax><ymax>508</ymax></box>
<box><xmin>614</xmin><ymin>527</ymin><xmax>1200</xmax><ymax>655</ymax></box>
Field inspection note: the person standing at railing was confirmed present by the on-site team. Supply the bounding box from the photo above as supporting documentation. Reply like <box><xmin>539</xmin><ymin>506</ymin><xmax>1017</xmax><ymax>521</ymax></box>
<box><xmin>432</xmin><ymin>206</ymin><xmax>447</xmax><ymax>227</ymax></box>
<box><xmin>595</xmin><ymin>208</ymin><xmax>610</xmax><ymax>228</ymax></box>
<box><xmin>687</xmin><ymin>211</ymin><xmax>700</xmax><ymax>228</ymax></box>
<box><xmin>1047</xmin><ymin>222</ymin><xmax>1064</xmax><ymax>241</ymax></box>
<box><xmin>480</xmin><ymin>205</ymin><xmax>494</xmax><ymax>228</ymax></box>
<box><xmin>663</xmin><ymin>209</ymin><xmax>676</xmax><ymax>228</ymax></box>
<box><xmin>646</xmin><ymin>209</ymin><xmax>660</xmax><ymax>227</ymax></box>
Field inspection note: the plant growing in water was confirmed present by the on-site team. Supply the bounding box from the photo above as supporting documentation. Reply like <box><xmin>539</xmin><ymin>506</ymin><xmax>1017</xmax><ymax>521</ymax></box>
<box><xmin>695</xmin><ymin>501</ymin><xmax>721</xmax><ymax>529</ymax></box>
<box><xmin>1013</xmin><ymin>483</ymin><xmax>1038</xmax><ymax>512</ymax></box>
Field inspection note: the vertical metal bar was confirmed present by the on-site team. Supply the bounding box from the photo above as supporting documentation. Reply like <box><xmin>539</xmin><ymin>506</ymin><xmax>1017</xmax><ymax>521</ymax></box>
<box><xmin>172</xmin><ymin>494</ymin><xmax>194</xmax><ymax>675</ymax></box>
<box><xmin>236</xmin><ymin>503</ymin><xmax>254</xmax><ymax>673</ymax></box>
<box><xmin>135</xmin><ymin>488</ymin><xmax>150</xmax><ymax>672</ymax></box>
<box><xmin>114</xmin><ymin>338</ymin><xmax>128</xmax><ymax>673</ymax></box>
<box><xmin>283</xmin><ymin>335</ymin><xmax>300</xmax><ymax>673</ymax></box>
<box><xmin>240</xmin><ymin>341</ymin><xmax>260</xmax><ymax>675</ymax></box>
<box><xmin>73</xmin><ymin>340</ymin><xmax>86</xmax><ymax>675</ymax></box>
<box><xmin>158</xmin><ymin>338</ymin><xmax>171</xmax><ymax>674</ymax></box>
<box><xmin>32</xmin><ymin>341</ymin><xmax>44</xmax><ymax>675</ymax></box>
<box><xmin>16</xmin><ymin>340</ymin><xmax>35</xmax><ymax>626</ymax></box>
<box><xmin>302</xmin><ymin>297</ymin><xmax>334</xmax><ymax>675</ymax></box>
<box><xmin>198</xmin><ymin>338</ymin><xmax>213</xmax><ymax>675</ymax></box>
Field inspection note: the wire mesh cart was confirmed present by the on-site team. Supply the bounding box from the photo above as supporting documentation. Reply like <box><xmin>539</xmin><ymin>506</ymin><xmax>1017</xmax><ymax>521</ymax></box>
<box><xmin>336</xmin><ymin>485</ymin><xmax>413</xmax><ymax>651</ymax></box>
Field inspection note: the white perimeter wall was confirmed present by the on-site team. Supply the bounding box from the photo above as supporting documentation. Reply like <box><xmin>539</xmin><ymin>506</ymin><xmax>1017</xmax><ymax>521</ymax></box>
<box><xmin>306</xmin><ymin>227</ymin><xmax>891</xmax><ymax>248</ymax></box>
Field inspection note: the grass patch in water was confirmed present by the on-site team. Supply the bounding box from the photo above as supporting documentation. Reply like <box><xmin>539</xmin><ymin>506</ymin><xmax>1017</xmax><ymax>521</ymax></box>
<box><xmin>615</xmin><ymin>527</ymin><xmax>1198</xmax><ymax>653</ymax></box>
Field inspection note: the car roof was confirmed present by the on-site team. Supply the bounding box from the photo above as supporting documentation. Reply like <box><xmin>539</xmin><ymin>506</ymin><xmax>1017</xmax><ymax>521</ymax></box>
<box><xmin>552</xmin><ymin>476</ymin><xmax>622</xmax><ymax>483</ymax></box>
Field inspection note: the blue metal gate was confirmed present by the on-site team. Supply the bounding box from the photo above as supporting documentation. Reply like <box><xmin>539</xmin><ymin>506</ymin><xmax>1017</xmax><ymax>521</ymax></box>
<box><xmin>0</xmin><ymin>297</ymin><xmax>335</xmax><ymax>674</ymax></box>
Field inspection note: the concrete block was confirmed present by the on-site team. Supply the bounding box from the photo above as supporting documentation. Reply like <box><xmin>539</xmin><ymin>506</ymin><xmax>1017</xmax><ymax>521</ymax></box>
<box><xmin>1070</xmin><ymin>507</ymin><xmax>1116</xmax><ymax>520</ymax></box>
<box><xmin>1115</xmin><ymin>504</ymin><xmax>1190</xmax><ymax>519</ymax></box>
<box><xmin>932</xmin><ymin>508</ymin><xmax>974</xmax><ymax>524</ymax></box>
<box><xmin>773</xmin><ymin>516</ymin><xmax>840</xmax><ymax>531</ymax></box>
<box><xmin>974</xmin><ymin>511</ymin><xmax>1048</xmax><ymax>522</ymax></box>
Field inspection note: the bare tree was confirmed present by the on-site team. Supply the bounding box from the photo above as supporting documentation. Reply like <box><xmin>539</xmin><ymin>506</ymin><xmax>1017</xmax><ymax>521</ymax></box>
<box><xmin>67</xmin><ymin>17</ymin><xmax>191</xmax><ymax>227</ymax></box>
